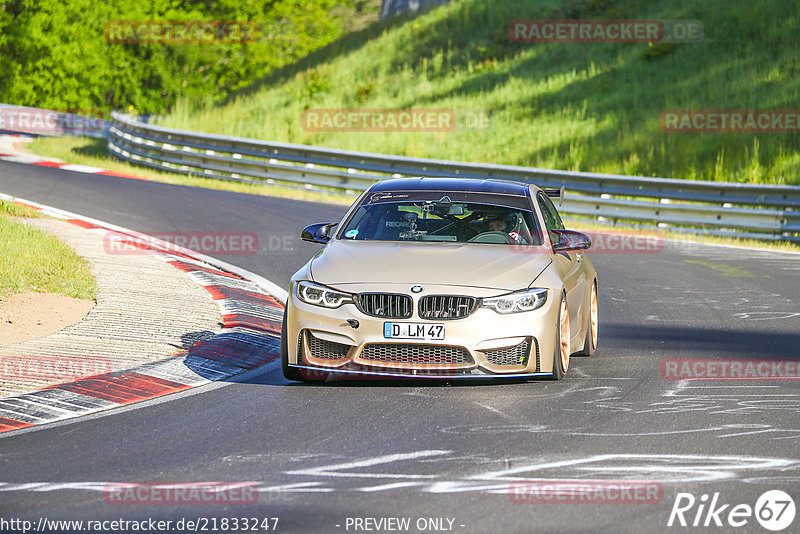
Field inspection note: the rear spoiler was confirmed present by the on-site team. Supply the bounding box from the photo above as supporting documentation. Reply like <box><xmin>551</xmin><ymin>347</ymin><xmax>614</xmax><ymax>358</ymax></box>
<box><xmin>543</xmin><ymin>186</ymin><xmax>565</xmax><ymax>206</ymax></box>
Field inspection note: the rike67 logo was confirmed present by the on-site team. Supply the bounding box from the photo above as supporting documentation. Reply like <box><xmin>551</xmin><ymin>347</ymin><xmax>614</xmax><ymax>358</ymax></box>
<box><xmin>668</xmin><ymin>490</ymin><xmax>795</xmax><ymax>531</ymax></box>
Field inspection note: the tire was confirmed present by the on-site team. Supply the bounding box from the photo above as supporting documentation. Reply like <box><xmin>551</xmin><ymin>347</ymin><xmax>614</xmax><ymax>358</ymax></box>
<box><xmin>281</xmin><ymin>309</ymin><xmax>303</xmax><ymax>381</ymax></box>
<box><xmin>550</xmin><ymin>294</ymin><xmax>570</xmax><ymax>380</ymax></box>
<box><xmin>576</xmin><ymin>281</ymin><xmax>598</xmax><ymax>357</ymax></box>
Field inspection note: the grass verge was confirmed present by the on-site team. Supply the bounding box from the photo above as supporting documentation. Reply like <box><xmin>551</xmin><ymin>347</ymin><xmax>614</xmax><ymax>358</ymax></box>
<box><xmin>0</xmin><ymin>200</ymin><xmax>97</xmax><ymax>299</ymax></box>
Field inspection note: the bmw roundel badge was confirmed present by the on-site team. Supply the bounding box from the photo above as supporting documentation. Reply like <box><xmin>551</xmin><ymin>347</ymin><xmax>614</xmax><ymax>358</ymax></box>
<box><xmin>410</xmin><ymin>285</ymin><xmax>424</xmax><ymax>293</ymax></box>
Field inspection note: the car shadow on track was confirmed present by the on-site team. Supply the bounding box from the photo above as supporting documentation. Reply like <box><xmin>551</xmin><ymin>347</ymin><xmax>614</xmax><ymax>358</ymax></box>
<box><xmin>265</xmin><ymin>374</ymin><xmax>536</xmax><ymax>388</ymax></box>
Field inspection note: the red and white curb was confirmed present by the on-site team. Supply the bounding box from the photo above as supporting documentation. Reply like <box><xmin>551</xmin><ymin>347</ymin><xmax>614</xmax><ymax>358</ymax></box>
<box><xmin>0</xmin><ymin>193</ymin><xmax>287</xmax><ymax>435</ymax></box>
<box><xmin>0</xmin><ymin>136</ymin><xmax>149</xmax><ymax>181</ymax></box>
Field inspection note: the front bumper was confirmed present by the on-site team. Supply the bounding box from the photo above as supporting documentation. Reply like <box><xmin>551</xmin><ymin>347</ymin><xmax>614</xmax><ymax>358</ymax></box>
<box><xmin>285</xmin><ymin>283</ymin><xmax>560</xmax><ymax>379</ymax></box>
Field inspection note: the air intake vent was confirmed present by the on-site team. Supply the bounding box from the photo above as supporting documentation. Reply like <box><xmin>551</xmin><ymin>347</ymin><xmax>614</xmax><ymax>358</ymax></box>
<box><xmin>360</xmin><ymin>344</ymin><xmax>473</xmax><ymax>365</ymax></box>
<box><xmin>482</xmin><ymin>338</ymin><xmax>533</xmax><ymax>366</ymax></box>
<box><xmin>305</xmin><ymin>331</ymin><xmax>352</xmax><ymax>360</ymax></box>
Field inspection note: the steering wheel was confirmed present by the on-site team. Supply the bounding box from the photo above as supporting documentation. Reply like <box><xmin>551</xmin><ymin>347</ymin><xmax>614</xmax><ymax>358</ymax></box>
<box><xmin>467</xmin><ymin>231</ymin><xmax>514</xmax><ymax>244</ymax></box>
<box><xmin>428</xmin><ymin>213</ymin><xmax>483</xmax><ymax>236</ymax></box>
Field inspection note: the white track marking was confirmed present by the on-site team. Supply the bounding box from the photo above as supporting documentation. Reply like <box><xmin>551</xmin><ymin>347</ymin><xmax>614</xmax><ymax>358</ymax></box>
<box><xmin>285</xmin><ymin>450</ymin><xmax>451</xmax><ymax>479</ymax></box>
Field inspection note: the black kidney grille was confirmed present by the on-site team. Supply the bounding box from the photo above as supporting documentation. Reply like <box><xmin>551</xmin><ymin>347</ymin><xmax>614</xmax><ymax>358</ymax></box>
<box><xmin>418</xmin><ymin>295</ymin><xmax>478</xmax><ymax>319</ymax></box>
<box><xmin>357</xmin><ymin>293</ymin><xmax>413</xmax><ymax>318</ymax></box>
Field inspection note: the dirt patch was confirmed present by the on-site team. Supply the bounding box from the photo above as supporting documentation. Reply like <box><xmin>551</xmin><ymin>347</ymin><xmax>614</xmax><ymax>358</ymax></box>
<box><xmin>11</xmin><ymin>139</ymin><xmax>35</xmax><ymax>155</ymax></box>
<box><xmin>0</xmin><ymin>292</ymin><xmax>95</xmax><ymax>347</ymax></box>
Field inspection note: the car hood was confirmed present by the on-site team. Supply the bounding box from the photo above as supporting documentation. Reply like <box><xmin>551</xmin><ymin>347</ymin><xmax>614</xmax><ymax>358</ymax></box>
<box><xmin>309</xmin><ymin>240</ymin><xmax>552</xmax><ymax>291</ymax></box>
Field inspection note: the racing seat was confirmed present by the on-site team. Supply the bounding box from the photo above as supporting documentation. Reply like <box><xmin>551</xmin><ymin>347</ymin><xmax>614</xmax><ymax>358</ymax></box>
<box><xmin>373</xmin><ymin>209</ymin><xmax>411</xmax><ymax>240</ymax></box>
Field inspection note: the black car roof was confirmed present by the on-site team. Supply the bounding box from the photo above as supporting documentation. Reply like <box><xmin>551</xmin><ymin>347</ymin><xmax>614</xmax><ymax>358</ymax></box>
<box><xmin>369</xmin><ymin>177</ymin><xmax>533</xmax><ymax>196</ymax></box>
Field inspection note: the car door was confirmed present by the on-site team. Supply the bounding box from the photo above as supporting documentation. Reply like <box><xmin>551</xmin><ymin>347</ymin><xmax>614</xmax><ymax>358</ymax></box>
<box><xmin>536</xmin><ymin>192</ymin><xmax>587</xmax><ymax>347</ymax></box>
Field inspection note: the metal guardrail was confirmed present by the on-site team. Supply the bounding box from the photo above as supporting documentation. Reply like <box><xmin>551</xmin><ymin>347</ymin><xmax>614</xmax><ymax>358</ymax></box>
<box><xmin>106</xmin><ymin>111</ymin><xmax>800</xmax><ymax>242</ymax></box>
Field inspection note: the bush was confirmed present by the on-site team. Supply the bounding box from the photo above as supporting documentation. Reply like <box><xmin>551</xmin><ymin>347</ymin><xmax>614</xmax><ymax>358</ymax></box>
<box><xmin>0</xmin><ymin>0</ymin><xmax>371</xmax><ymax>116</ymax></box>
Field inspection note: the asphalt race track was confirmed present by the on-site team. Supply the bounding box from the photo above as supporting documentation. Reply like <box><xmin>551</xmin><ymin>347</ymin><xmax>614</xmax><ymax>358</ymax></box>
<box><xmin>2</xmin><ymin>160</ymin><xmax>800</xmax><ymax>533</ymax></box>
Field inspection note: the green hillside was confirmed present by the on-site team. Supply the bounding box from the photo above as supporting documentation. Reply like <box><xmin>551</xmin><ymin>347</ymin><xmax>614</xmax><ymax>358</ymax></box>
<box><xmin>159</xmin><ymin>0</ymin><xmax>800</xmax><ymax>185</ymax></box>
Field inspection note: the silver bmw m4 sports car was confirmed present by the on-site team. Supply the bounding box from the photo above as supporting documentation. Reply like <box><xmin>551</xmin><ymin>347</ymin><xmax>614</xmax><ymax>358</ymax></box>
<box><xmin>282</xmin><ymin>177</ymin><xmax>598</xmax><ymax>381</ymax></box>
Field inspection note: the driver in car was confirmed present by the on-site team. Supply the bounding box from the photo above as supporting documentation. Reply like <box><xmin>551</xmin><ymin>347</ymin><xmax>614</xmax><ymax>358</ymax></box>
<box><xmin>483</xmin><ymin>213</ymin><xmax>526</xmax><ymax>244</ymax></box>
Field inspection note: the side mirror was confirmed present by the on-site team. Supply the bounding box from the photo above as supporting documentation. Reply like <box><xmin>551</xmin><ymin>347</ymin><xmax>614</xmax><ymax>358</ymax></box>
<box><xmin>551</xmin><ymin>229</ymin><xmax>591</xmax><ymax>252</ymax></box>
<box><xmin>301</xmin><ymin>223</ymin><xmax>337</xmax><ymax>244</ymax></box>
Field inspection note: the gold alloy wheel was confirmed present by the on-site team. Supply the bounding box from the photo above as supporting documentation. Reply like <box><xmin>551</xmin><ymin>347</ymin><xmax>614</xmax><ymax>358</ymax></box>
<box><xmin>559</xmin><ymin>297</ymin><xmax>570</xmax><ymax>372</ymax></box>
<box><xmin>590</xmin><ymin>283</ymin><xmax>598</xmax><ymax>351</ymax></box>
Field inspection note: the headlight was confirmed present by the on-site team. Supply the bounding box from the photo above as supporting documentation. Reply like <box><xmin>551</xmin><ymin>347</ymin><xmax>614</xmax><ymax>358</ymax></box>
<box><xmin>482</xmin><ymin>288</ymin><xmax>548</xmax><ymax>314</ymax></box>
<box><xmin>296</xmin><ymin>281</ymin><xmax>354</xmax><ymax>308</ymax></box>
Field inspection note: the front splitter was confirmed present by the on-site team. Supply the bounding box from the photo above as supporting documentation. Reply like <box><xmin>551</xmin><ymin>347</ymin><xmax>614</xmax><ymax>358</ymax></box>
<box><xmin>291</xmin><ymin>364</ymin><xmax>553</xmax><ymax>380</ymax></box>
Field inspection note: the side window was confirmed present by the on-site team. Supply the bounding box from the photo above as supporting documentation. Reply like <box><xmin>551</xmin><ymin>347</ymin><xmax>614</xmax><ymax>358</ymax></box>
<box><xmin>537</xmin><ymin>192</ymin><xmax>564</xmax><ymax>243</ymax></box>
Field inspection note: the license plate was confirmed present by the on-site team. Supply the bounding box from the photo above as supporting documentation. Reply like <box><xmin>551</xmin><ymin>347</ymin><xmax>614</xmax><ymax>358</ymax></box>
<box><xmin>384</xmin><ymin>322</ymin><xmax>445</xmax><ymax>340</ymax></box>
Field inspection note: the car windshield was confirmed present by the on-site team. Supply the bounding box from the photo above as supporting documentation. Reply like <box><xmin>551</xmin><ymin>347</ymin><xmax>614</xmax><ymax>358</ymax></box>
<box><xmin>339</xmin><ymin>199</ymin><xmax>542</xmax><ymax>245</ymax></box>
